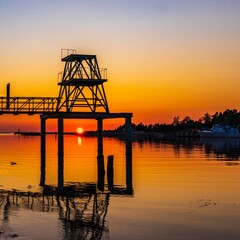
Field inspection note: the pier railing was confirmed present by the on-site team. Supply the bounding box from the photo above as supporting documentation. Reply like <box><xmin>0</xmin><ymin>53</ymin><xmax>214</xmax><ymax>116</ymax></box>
<box><xmin>57</xmin><ymin>68</ymin><xmax>107</xmax><ymax>83</ymax></box>
<box><xmin>0</xmin><ymin>97</ymin><xmax>59</xmax><ymax>114</ymax></box>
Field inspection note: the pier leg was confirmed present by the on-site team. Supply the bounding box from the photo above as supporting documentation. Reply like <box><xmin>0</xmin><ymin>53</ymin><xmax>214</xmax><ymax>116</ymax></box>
<box><xmin>58</xmin><ymin>117</ymin><xmax>64</xmax><ymax>191</ymax></box>
<box><xmin>97</xmin><ymin>155</ymin><xmax>105</xmax><ymax>191</ymax></box>
<box><xmin>124</xmin><ymin>117</ymin><xmax>133</xmax><ymax>193</ymax></box>
<box><xmin>97</xmin><ymin>118</ymin><xmax>103</xmax><ymax>156</ymax></box>
<box><xmin>40</xmin><ymin>117</ymin><xmax>46</xmax><ymax>186</ymax></box>
<box><xmin>125</xmin><ymin>117</ymin><xmax>132</xmax><ymax>143</ymax></box>
<box><xmin>107</xmin><ymin>155</ymin><xmax>114</xmax><ymax>191</ymax></box>
<box><xmin>125</xmin><ymin>135</ymin><xmax>133</xmax><ymax>194</ymax></box>
<box><xmin>126</xmin><ymin>152</ymin><xmax>133</xmax><ymax>194</ymax></box>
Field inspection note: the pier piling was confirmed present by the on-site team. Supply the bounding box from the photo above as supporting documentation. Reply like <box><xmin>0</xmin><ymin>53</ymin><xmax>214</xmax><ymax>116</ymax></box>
<box><xmin>107</xmin><ymin>155</ymin><xmax>114</xmax><ymax>191</ymax></box>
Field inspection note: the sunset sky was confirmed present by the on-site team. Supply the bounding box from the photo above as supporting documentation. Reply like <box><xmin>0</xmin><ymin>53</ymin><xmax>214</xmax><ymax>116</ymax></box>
<box><xmin>0</xmin><ymin>0</ymin><xmax>240</xmax><ymax>132</ymax></box>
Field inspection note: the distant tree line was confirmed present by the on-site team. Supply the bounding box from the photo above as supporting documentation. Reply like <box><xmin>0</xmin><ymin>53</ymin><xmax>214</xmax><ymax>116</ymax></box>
<box><xmin>116</xmin><ymin>109</ymin><xmax>240</xmax><ymax>133</ymax></box>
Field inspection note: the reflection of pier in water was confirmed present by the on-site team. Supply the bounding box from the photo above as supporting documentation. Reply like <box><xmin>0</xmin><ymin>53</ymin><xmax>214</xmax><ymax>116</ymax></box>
<box><xmin>0</xmin><ymin>138</ymin><xmax>133</xmax><ymax>240</ymax></box>
<box><xmin>1</xmin><ymin>187</ymin><xmax>111</xmax><ymax>239</ymax></box>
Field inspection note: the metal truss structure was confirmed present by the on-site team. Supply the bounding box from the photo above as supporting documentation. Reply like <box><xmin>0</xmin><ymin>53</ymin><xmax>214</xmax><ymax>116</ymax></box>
<box><xmin>0</xmin><ymin>96</ymin><xmax>58</xmax><ymax>114</ymax></box>
<box><xmin>56</xmin><ymin>54</ymin><xmax>109</xmax><ymax>113</ymax></box>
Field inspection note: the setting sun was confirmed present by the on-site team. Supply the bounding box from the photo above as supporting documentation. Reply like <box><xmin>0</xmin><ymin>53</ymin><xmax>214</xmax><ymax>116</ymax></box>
<box><xmin>76</xmin><ymin>127</ymin><xmax>84</xmax><ymax>134</ymax></box>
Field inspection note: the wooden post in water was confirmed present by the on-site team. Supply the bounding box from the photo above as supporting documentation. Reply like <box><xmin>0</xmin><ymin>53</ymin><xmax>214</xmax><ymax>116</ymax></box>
<box><xmin>40</xmin><ymin>117</ymin><xmax>46</xmax><ymax>186</ymax></box>
<box><xmin>58</xmin><ymin>117</ymin><xmax>64</xmax><ymax>191</ymax></box>
<box><xmin>126</xmin><ymin>152</ymin><xmax>133</xmax><ymax>194</ymax></box>
<box><xmin>97</xmin><ymin>118</ymin><xmax>105</xmax><ymax>190</ymax></box>
<box><xmin>107</xmin><ymin>155</ymin><xmax>114</xmax><ymax>191</ymax></box>
<box><xmin>124</xmin><ymin>116</ymin><xmax>133</xmax><ymax>193</ymax></box>
<box><xmin>97</xmin><ymin>155</ymin><xmax>105</xmax><ymax>191</ymax></box>
<box><xmin>97</xmin><ymin>118</ymin><xmax>103</xmax><ymax>156</ymax></box>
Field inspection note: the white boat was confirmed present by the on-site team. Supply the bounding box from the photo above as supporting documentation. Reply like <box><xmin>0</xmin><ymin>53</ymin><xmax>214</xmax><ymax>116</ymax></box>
<box><xmin>198</xmin><ymin>124</ymin><xmax>240</xmax><ymax>138</ymax></box>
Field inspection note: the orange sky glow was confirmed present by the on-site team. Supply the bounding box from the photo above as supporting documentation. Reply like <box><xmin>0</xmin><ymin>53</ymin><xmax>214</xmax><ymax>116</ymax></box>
<box><xmin>0</xmin><ymin>0</ymin><xmax>240</xmax><ymax>132</ymax></box>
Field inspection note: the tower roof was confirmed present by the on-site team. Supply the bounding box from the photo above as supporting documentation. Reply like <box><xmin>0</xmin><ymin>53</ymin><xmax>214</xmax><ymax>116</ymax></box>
<box><xmin>62</xmin><ymin>54</ymin><xmax>96</xmax><ymax>62</ymax></box>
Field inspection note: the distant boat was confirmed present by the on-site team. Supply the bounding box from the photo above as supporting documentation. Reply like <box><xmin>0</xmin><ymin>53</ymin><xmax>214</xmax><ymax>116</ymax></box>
<box><xmin>198</xmin><ymin>124</ymin><xmax>240</xmax><ymax>138</ymax></box>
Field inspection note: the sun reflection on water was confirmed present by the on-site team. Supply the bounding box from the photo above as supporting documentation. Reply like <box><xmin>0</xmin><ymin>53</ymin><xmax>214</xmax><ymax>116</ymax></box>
<box><xmin>77</xmin><ymin>136</ymin><xmax>82</xmax><ymax>146</ymax></box>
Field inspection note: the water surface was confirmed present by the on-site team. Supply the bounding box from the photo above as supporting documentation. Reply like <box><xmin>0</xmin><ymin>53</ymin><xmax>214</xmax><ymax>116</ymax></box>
<box><xmin>1</xmin><ymin>135</ymin><xmax>240</xmax><ymax>239</ymax></box>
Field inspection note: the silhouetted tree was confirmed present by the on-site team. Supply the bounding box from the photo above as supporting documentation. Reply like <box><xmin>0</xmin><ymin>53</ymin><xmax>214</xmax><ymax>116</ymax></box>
<box><xmin>115</xmin><ymin>108</ymin><xmax>240</xmax><ymax>134</ymax></box>
<box><xmin>172</xmin><ymin>116</ymin><xmax>180</xmax><ymax>126</ymax></box>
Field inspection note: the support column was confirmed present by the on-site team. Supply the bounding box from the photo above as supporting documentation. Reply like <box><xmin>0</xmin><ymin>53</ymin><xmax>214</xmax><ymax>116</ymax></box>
<box><xmin>97</xmin><ymin>155</ymin><xmax>105</xmax><ymax>191</ymax></box>
<box><xmin>107</xmin><ymin>155</ymin><xmax>114</xmax><ymax>191</ymax></box>
<box><xmin>58</xmin><ymin>117</ymin><xmax>64</xmax><ymax>191</ymax></box>
<box><xmin>125</xmin><ymin>117</ymin><xmax>132</xmax><ymax>141</ymax></box>
<box><xmin>97</xmin><ymin>118</ymin><xmax>104</xmax><ymax>191</ymax></box>
<box><xmin>97</xmin><ymin>118</ymin><xmax>103</xmax><ymax>156</ymax></box>
<box><xmin>125</xmin><ymin>117</ymin><xmax>133</xmax><ymax>193</ymax></box>
<box><xmin>126</xmin><ymin>151</ymin><xmax>133</xmax><ymax>194</ymax></box>
<box><xmin>125</xmin><ymin>117</ymin><xmax>132</xmax><ymax>155</ymax></box>
<box><xmin>40</xmin><ymin>117</ymin><xmax>46</xmax><ymax>186</ymax></box>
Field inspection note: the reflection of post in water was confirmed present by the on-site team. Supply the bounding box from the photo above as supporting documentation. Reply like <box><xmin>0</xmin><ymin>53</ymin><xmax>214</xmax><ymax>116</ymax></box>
<box><xmin>3</xmin><ymin>195</ymin><xmax>10</xmax><ymax>222</ymax></box>
<box><xmin>40</xmin><ymin>117</ymin><xmax>46</xmax><ymax>186</ymax></box>
<box><xmin>56</xmin><ymin>192</ymin><xmax>110</xmax><ymax>240</ymax></box>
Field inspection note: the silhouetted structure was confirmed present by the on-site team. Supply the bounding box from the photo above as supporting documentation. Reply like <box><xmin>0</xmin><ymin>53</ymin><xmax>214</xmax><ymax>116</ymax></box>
<box><xmin>0</xmin><ymin>50</ymin><xmax>133</xmax><ymax>239</ymax></box>
<box><xmin>56</xmin><ymin>54</ymin><xmax>109</xmax><ymax>113</ymax></box>
<box><xmin>0</xmin><ymin>50</ymin><xmax>132</xmax><ymax>143</ymax></box>
<box><xmin>0</xmin><ymin>50</ymin><xmax>133</xmax><ymax>187</ymax></box>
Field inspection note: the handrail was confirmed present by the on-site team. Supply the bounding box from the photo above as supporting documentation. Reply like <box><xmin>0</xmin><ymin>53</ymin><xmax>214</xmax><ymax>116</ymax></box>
<box><xmin>58</xmin><ymin>68</ymin><xmax>107</xmax><ymax>83</ymax></box>
<box><xmin>0</xmin><ymin>97</ymin><xmax>59</xmax><ymax>114</ymax></box>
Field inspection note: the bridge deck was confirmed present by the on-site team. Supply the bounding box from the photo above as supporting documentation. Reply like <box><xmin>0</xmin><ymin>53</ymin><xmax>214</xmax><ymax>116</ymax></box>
<box><xmin>41</xmin><ymin>112</ymin><xmax>133</xmax><ymax>119</ymax></box>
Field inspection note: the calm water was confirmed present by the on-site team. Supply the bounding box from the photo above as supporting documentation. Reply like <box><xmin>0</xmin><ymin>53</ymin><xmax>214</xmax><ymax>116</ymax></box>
<box><xmin>1</xmin><ymin>135</ymin><xmax>240</xmax><ymax>240</ymax></box>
